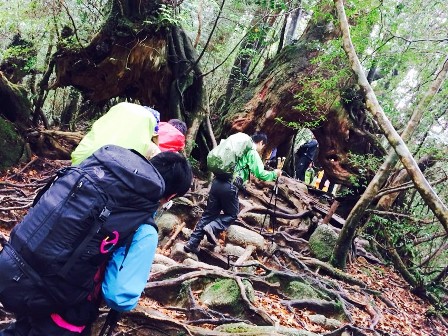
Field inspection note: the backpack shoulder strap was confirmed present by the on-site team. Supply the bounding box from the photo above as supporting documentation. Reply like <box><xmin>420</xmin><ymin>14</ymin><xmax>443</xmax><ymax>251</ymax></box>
<box><xmin>32</xmin><ymin>168</ymin><xmax>74</xmax><ymax>206</ymax></box>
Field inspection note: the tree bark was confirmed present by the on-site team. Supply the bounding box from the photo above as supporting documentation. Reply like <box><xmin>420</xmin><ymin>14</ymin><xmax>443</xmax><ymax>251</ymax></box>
<box><xmin>285</xmin><ymin>2</ymin><xmax>302</xmax><ymax>46</ymax></box>
<box><xmin>331</xmin><ymin>0</ymin><xmax>448</xmax><ymax>269</ymax></box>
<box><xmin>218</xmin><ymin>4</ymin><xmax>384</xmax><ymax>184</ymax></box>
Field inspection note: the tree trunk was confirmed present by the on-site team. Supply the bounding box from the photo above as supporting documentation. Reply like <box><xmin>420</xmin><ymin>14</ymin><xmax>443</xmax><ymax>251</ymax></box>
<box><xmin>52</xmin><ymin>0</ymin><xmax>207</xmax><ymax>155</ymax></box>
<box><xmin>285</xmin><ymin>2</ymin><xmax>302</xmax><ymax>45</ymax></box>
<box><xmin>331</xmin><ymin>0</ymin><xmax>448</xmax><ymax>269</ymax></box>
<box><xmin>223</xmin><ymin>9</ymin><xmax>277</xmax><ymax>107</ymax></box>
<box><xmin>217</xmin><ymin>4</ymin><xmax>384</xmax><ymax>184</ymax></box>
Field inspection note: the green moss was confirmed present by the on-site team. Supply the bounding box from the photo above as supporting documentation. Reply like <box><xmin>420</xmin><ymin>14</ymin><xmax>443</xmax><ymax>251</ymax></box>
<box><xmin>0</xmin><ymin>118</ymin><xmax>25</xmax><ymax>171</ymax></box>
<box><xmin>200</xmin><ymin>279</ymin><xmax>254</xmax><ymax>315</ymax></box>
<box><xmin>285</xmin><ymin>281</ymin><xmax>321</xmax><ymax>300</ymax></box>
<box><xmin>309</xmin><ymin>224</ymin><xmax>339</xmax><ymax>261</ymax></box>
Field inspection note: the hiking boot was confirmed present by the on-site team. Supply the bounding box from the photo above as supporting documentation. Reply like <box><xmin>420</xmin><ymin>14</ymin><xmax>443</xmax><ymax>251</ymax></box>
<box><xmin>184</xmin><ymin>244</ymin><xmax>200</xmax><ymax>254</ymax></box>
<box><xmin>203</xmin><ymin>225</ymin><xmax>219</xmax><ymax>246</ymax></box>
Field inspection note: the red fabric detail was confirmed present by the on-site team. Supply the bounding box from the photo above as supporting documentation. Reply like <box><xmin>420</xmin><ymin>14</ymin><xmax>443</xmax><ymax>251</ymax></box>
<box><xmin>50</xmin><ymin>313</ymin><xmax>85</xmax><ymax>333</ymax></box>
<box><xmin>158</xmin><ymin>122</ymin><xmax>185</xmax><ymax>152</ymax></box>
<box><xmin>87</xmin><ymin>262</ymin><xmax>107</xmax><ymax>303</ymax></box>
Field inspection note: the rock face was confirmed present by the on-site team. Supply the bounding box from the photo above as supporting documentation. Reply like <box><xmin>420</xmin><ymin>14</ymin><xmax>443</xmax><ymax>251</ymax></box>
<box><xmin>226</xmin><ymin>225</ymin><xmax>266</xmax><ymax>250</ymax></box>
<box><xmin>200</xmin><ymin>279</ymin><xmax>254</xmax><ymax>315</ymax></box>
<box><xmin>308</xmin><ymin>224</ymin><xmax>339</xmax><ymax>261</ymax></box>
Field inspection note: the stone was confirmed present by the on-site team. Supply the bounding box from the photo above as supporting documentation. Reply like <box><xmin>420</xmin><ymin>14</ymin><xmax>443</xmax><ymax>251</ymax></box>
<box><xmin>222</xmin><ymin>243</ymin><xmax>246</xmax><ymax>257</ymax></box>
<box><xmin>308</xmin><ymin>224</ymin><xmax>338</xmax><ymax>261</ymax></box>
<box><xmin>226</xmin><ymin>225</ymin><xmax>265</xmax><ymax>250</ymax></box>
<box><xmin>285</xmin><ymin>281</ymin><xmax>322</xmax><ymax>300</ymax></box>
<box><xmin>200</xmin><ymin>279</ymin><xmax>254</xmax><ymax>315</ymax></box>
<box><xmin>153</xmin><ymin>254</ymin><xmax>178</xmax><ymax>267</ymax></box>
<box><xmin>150</xmin><ymin>264</ymin><xmax>168</xmax><ymax>274</ymax></box>
<box><xmin>156</xmin><ymin>213</ymin><xmax>182</xmax><ymax>238</ymax></box>
<box><xmin>170</xmin><ymin>242</ymin><xmax>198</xmax><ymax>262</ymax></box>
<box><xmin>308</xmin><ymin>314</ymin><xmax>342</xmax><ymax>330</ymax></box>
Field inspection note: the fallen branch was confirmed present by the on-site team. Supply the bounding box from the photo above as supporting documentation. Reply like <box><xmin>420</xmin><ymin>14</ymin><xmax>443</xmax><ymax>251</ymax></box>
<box><xmin>161</xmin><ymin>222</ymin><xmax>186</xmax><ymax>253</ymax></box>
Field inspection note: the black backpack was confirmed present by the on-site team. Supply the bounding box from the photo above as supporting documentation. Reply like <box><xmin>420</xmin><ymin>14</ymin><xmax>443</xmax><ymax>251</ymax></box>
<box><xmin>8</xmin><ymin>145</ymin><xmax>164</xmax><ymax>307</ymax></box>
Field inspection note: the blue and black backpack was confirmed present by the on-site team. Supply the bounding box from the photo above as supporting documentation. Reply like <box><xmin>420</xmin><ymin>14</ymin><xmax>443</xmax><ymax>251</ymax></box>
<box><xmin>6</xmin><ymin>144</ymin><xmax>164</xmax><ymax>307</ymax></box>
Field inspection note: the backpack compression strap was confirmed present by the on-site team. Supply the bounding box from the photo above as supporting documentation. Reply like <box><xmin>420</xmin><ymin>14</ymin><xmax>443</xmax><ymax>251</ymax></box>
<box><xmin>58</xmin><ymin>206</ymin><xmax>112</xmax><ymax>278</ymax></box>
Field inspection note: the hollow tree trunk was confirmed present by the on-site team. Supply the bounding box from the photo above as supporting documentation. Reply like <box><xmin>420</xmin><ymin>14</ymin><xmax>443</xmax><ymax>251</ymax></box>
<box><xmin>52</xmin><ymin>0</ymin><xmax>206</xmax><ymax>155</ymax></box>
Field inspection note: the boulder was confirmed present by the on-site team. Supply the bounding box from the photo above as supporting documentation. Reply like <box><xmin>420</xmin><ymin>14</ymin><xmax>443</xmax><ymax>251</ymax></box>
<box><xmin>0</xmin><ymin>118</ymin><xmax>27</xmax><ymax>171</ymax></box>
<box><xmin>156</xmin><ymin>213</ymin><xmax>182</xmax><ymax>238</ymax></box>
<box><xmin>285</xmin><ymin>281</ymin><xmax>322</xmax><ymax>300</ymax></box>
<box><xmin>170</xmin><ymin>242</ymin><xmax>198</xmax><ymax>262</ymax></box>
<box><xmin>150</xmin><ymin>264</ymin><xmax>168</xmax><ymax>274</ymax></box>
<box><xmin>222</xmin><ymin>243</ymin><xmax>246</xmax><ymax>257</ymax></box>
<box><xmin>308</xmin><ymin>224</ymin><xmax>338</xmax><ymax>261</ymax></box>
<box><xmin>200</xmin><ymin>279</ymin><xmax>254</xmax><ymax>315</ymax></box>
<box><xmin>226</xmin><ymin>225</ymin><xmax>265</xmax><ymax>250</ymax></box>
<box><xmin>153</xmin><ymin>254</ymin><xmax>178</xmax><ymax>267</ymax></box>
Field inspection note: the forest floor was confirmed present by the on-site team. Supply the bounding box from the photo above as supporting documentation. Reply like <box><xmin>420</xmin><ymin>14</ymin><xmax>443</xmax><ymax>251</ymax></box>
<box><xmin>0</xmin><ymin>157</ymin><xmax>447</xmax><ymax>336</ymax></box>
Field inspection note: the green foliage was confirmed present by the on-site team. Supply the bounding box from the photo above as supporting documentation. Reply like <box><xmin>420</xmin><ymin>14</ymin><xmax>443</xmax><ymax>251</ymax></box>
<box><xmin>251</xmin><ymin>0</ymin><xmax>287</xmax><ymax>10</ymax></box>
<box><xmin>2</xmin><ymin>44</ymin><xmax>37</xmax><ymax>73</ymax></box>
<box><xmin>144</xmin><ymin>4</ymin><xmax>180</xmax><ymax>28</ymax></box>
<box><xmin>275</xmin><ymin>116</ymin><xmax>326</xmax><ymax>130</ymax></box>
<box><xmin>347</xmin><ymin>151</ymin><xmax>383</xmax><ymax>174</ymax></box>
<box><xmin>0</xmin><ymin>118</ymin><xmax>25</xmax><ymax>171</ymax></box>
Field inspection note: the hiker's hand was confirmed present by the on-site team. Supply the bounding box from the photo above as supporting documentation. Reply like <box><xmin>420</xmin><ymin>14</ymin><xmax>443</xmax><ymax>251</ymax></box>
<box><xmin>274</xmin><ymin>169</ymin><xmax>282</xmax><ymax>177</ymax></box>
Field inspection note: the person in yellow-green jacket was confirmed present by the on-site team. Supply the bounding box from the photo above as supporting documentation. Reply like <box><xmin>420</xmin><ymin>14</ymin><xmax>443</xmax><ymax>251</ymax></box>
<box><xmin>184</xmin><ymin>132</ymin><xmax>282</xmax><ymax>254</ymax></box>
<box><xmin>71</xmin><ymin>102</ymin><xmax>159</xmax><ymax>165</ymax></box>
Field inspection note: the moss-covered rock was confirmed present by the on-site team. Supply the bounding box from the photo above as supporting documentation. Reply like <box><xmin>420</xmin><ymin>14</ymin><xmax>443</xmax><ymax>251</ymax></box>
<box><xmin>309</xmin><ymin>224</ymin><xmax>338</xmax><ymax>261</ymax></box>
<box><xmin>200</xmin><ymin>278</ymin><xmax>254</xmax><ymax>315</ymax></box>
<box><xmin>0</xmin><ymin>117</ymin><xmax>26</xmax><ymax>171</ymax></box>
<box><xmin>285</xmin><ymin>281</ymin><xmax>322</xmax><ymax>300</ymax></box>
<box><xmin>156</xmin><ymin>212</ymin><xmax>182</xmax><ymax>238</ymax></box>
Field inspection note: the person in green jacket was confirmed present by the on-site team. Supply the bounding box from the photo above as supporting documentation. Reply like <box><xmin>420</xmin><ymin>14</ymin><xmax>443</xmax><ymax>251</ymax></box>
<box><xmin>71</xmin><ymin>102</ymin><xmax>158</xmax><ymax>165</ymax></box>
<box><xmin>184</xmin><ymin>132</ymin><xmax>282</xmax><ymax>254</ymax></box>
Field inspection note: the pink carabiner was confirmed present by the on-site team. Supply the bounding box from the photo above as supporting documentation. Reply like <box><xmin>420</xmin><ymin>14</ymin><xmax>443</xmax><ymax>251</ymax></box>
<box><xmin>100</xmin><ymin>231</ymin><xmax>119</xmax><ymax>254</ymax></box>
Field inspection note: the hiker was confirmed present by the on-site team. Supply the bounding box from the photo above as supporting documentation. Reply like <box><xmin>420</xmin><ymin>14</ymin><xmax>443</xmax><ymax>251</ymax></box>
<box><xmin>71</xmin><ymin>102</ymin><xmax>159</xmax><ymax>165</ymax></box>
<box><xmin>0</xmin><ymin>146</ymin><xmax>193</xmax><ymax>335</ymax></box>
<box><xmin>184</xmin><ymin>132</ymin><xmax>282</xmax><ymax>254</ymax></box>
<box><xmin>157</xmin><ymin>119</ymin><xmax>187</xmax><ymax>153</ymax></box>
<box><xmin>295</xmin><ymin>135</ymin><xmax>319</xmax><ymax>181</ymax></box>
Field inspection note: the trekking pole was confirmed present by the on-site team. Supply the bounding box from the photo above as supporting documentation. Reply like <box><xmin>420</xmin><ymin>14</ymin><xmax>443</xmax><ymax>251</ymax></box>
<box><xmin>98</xmin><ymin>309</ymin><xmax>121</xmax><ymax>336</ymax></box>
<box><xmin>270</xmin><ymin>157</ymin><xmax>285</xmax><ymax>233</ymax></box>
<box><xmin>260</xmin><ymin>183</ymin><xmax>276</xmax><ymax>234</ymax></box>
<box><xmin>259</xmin><ymin>157</ymin><xmax>285</xmax><ymax>234</ymax></box>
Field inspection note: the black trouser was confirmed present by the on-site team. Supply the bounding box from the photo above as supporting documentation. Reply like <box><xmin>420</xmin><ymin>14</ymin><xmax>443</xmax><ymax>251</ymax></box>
<box><xmin>0</xmin><ymin>245</ymin><xmax>97</xmax><ymax>336</ymax></box>
<box><xmin>295</xmin><ymin>155</ymin><xmax>312</xmax><ymax>181</ymax></box>
<box><xmin>187</xmin><ymin>178</ymin><xmax>239</xmax><ymax>248</ymax></box>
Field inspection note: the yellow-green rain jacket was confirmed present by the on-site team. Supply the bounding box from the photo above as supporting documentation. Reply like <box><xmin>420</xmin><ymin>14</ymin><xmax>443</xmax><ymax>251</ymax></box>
<box><xmin>71</xmin><ymin>102</ymin><xmax>156</xmax><ymax>165</ymax></box>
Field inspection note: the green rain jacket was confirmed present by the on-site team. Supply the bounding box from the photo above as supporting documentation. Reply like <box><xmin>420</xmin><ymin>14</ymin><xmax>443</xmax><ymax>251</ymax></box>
<box><xmin>71</xmin><ymin>102</ymin><xmax>156</xmax><ymax>165</ymax></box>
<box><xmin>235</xmin><ymin>144</ymin><xmax>277</xmax><ymax>183</ymax></box>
